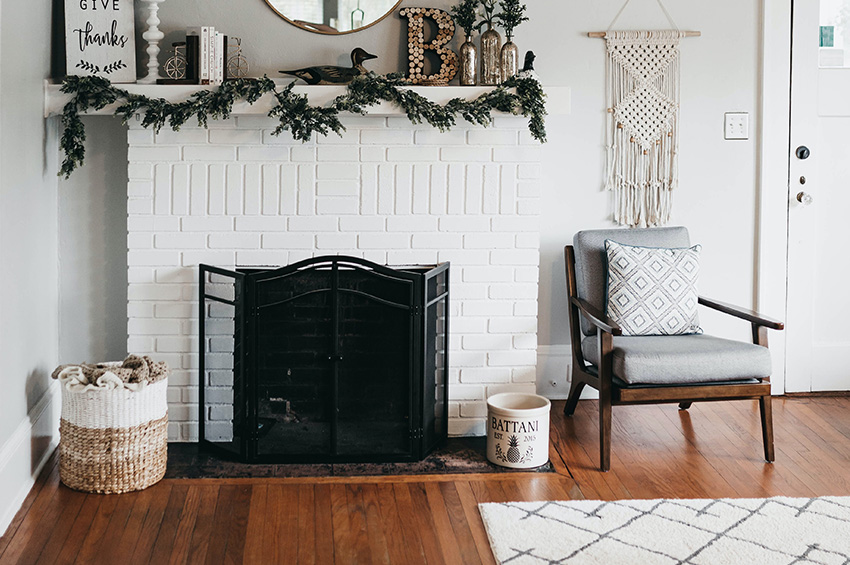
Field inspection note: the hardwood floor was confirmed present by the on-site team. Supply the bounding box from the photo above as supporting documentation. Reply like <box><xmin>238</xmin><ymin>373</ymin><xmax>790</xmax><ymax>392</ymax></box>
<box><xmin>2</xmin><ymin>397</ymin><xmax>850</xmax><ymax>564</ymax></box>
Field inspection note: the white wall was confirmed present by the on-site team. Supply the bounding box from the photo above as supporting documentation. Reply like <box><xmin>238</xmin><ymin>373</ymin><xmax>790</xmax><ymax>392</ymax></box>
<box><xmin>0</xmin><ymin>0</ymin><xmax>62</xmax><ymax>535</ymax></box>
<box><xmin>68</xmin><ymin>0</ymin><xmax>764</xmax><ymax>396</ymax></box>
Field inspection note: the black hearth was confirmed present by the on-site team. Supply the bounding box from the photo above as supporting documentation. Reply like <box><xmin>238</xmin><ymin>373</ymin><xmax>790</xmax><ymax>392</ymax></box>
<box><xmin>198</xmin><ymin>256</ymin><xmax>449</xmax><ymax>463</ymax></box>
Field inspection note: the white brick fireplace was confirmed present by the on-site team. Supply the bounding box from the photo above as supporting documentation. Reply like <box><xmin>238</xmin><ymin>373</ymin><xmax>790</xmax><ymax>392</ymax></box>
<box><xmin>123</xmin><ymin>107</ymin><xmax>544</xmax><ymax>442</ymax></box>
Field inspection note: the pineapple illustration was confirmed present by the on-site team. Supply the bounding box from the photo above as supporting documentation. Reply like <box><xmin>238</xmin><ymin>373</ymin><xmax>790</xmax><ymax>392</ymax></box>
<box><xmin>507</xmin><ymin>435</ymin><xmax>521</xmax><ymax>463</ymax></box>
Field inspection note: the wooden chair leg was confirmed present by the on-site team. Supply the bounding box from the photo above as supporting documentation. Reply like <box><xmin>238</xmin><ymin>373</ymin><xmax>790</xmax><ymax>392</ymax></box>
<box><xmin>564</xmin><ymin>377</ymin><xmax>586</xmax><ymax>416</ymax></box>
<box><xmin>599</xmin><ymin>390</ymin><xmax>612</xmax><ymax>472</ymax></box>
<box><xmin>759</xmin><ymin>394</ymin><xmax>775</xmax><ymax>462</ymax></box>
<box><xmin>678</xmin><ymin>402</ymin><xmax>692</xmax><ymax>410</ymax></box>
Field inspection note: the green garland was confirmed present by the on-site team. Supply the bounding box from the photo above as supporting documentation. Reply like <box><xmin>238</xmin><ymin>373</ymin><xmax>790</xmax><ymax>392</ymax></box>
<box><xmin>58</xmin><ymin>73</ymin><xmax>547</xmax><ymax>178</ymax></box>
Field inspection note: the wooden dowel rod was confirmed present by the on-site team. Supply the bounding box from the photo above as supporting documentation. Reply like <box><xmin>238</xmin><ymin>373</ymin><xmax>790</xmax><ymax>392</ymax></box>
<box><xmin>587</xmin><ymin>30</ymin><xmax>701</xmax><ymax>38</ymax></box>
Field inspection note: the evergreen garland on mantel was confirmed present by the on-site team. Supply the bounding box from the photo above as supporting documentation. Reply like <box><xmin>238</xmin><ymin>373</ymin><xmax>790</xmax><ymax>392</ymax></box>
<box><xmin>58</xmin><ymin>73</ymin><xmax>547</xmax><ymax>178</ymax></box>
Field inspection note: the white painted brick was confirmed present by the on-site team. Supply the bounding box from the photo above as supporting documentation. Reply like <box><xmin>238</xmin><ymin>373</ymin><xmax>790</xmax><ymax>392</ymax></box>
<box><xmin>155</xmin><ymin>303</ymin><xmax>195</xmax><ymax>318</ymax></box>
<box><xmin>517</xmin><ymin>164</ymin><xmax>541</xmax><ymax>179</ymax></box>
<box><xmin>462</xmin><ymin>334</ymin><xmax>512</xmax><ymax>350</ymax></box>
<box><xmin>515</xmin><ymin>233</ymin><xmax>540</xmax><ymax>249</ymax></box>
<box><xmin>171</xmin><ymin>164</ymin><xmax>190</xmax><ymax>215</ymax></box>
<box><xmin>316</xmin><ymin>233</ymin><xmax>356</xmax><ymax>249</ymax></box>
<box><xmin>208</xmin><ymin>164</ymin><xmax>226</xmax><ymax>215</ymax></box>
<box><xmin>226</xmin><ymin>164</ymin><xmax>243</xmax><ymax>215</ymax></box>
<box><xmin>128</xmin><ymin>145</ymin><xmax>181</xmax><ymax>161</ymax></box>
<box><xmin>262</xmin><ymin>164</ymin><xmax>279</xmax><ymax>215</ymax></box>
<box><xmin>441</xmin><ymin>147</ymin><xmax>491</xmax><ymax>162</ymax></box>
<box><xmin>517</xmin><ymin>182</ymin><xmax>540</xmax><ymax>198</ymax></box>
<box><xmin>238</xmin><ymin>146</ymin><xmax>288</xmax><ymax>161</ymax></box>
<box><xmin>261</xmin><ymin>233</ymin><xmax>314</xmax><ymax>249</ymax></box>
<box><xmin>386</xmin><ymin>117</ymin><xmax>431</xmax><ymax>129</ymax></box>
<box><xmin>291</xmin><ymin>146</ymin><xmax>316</xmax><ymax>161</ymax></box>
<box><xmin>182</xmin><ymin>388</ymin><xmax>200</xmax><ymax>404</ymax></box>
<box><xmin>297</xmin><ymin>164</ymin><xmax>315</xmax><ymax>215</ymax></box>
<box><xmin>412</xmin><ymin>164</ymin><xmax>429</xmax><ymax>214</ymax></box>
<box><xmin>128</xmin><ymin>198</ymin><xmax>153</xmax><ymax>215</ymax></box>
<box><xmin>128</xmin><ymin>233</ymin><xmax>153</xmax><ymax>250</ymax></box>
<box><xmin>493</xmin><ymin>146</ymin><xmax>541</xmax><ymax>162</ymax></box>
<box><xmin>157</xmin><ymin>337</ymin><xmax>194</xmax><ymax>352</ymax></box>
<box><xmin>127</xmin><ymin>127</ymin><xmax>155</xmax><ymax>144</ymax></box>
<box><xmin>129</xmin><ymin>250</ymin><xmax>180</xmax><ymax>266</ymax></box>
<box><xmin>439</xmin><ymin>217</ymin><xmax>489</xmax><ymax>232</ymax></box>
<box><xmin>462</xmin><ymin>301</ymin><xmax>514</xmax><ymax>317</ymax></box>
<box><xmin>448</xmin><ymin>419</ymin><xmax>486</xmax><ymax>437</ymax></box>
<box><xmin>360</xmin><ymin>129</ymin><xmax>412</xmax><ymax>145</ymax></box>
<box><xmin>430</xmin><ymin>163</ymin><xmax>448</xmax><ymax>215</ymax></box>
<box><xmin>464</xmin><ymin>233</ymin><xmax>513</xmax><ymax>249</ymax></box>
<box><xmin>377</xmin><ymin>164</ymin><xmax>394</xmax><ymax>214</ymax></box>
<box><xmin>128</xmin><ymin>303</ymin><xmax>155</xmax><ymax>318</ymax></box>
<box><xmin>500</xmin><ymin>164</ymin><xmax>517</xmax><ymax>215</ymax></box>
<box><xmin>511</xmin><ymin>367</ymin><xmax>537</xmax><ymax>383</ymax></box>
<box><xmin>513</xmin><ymin>301</ymin><xmax>538</xmax><ymax>316</ymax></box>
<box><xmin>263</xmin><ymin>130</ymin><xmax>300</xmax><ymax>145</ymax></box>
<box><xmin>387</xmin><ymin>147</ymin><xmax>440</xmax><ymax>162</ymax></box>
<box><xmin>467</xmin><ymin>129</ymin><xmax>517</xmax><ymax>146</ymax></box>
<box><xmin>154</xmin><ymin>233</ymin><xmax>206</xmax><ymax>249</ymax></box>
<box><xmin>485</xmin><ymin>384</ymin><xmax>536</xmax><ymax>397</ymax></box>
<box><xmin>181</xmin><ymin>216</ymin><xmax>233</xmax><ymax>231</ymax></box>
<box><xmin>415</xmin><ymin>129</ymin><xmax>466</xmax><ymax>145</ymax></box>
<box><xmin>339</xmin><ymin>217</ymin><xmax>386</xmax><ymax>232</ymax></box>
<box><xmin>208</xmin><ymin>233</ymin><xmax>261</xmax><ymax>249</ymax></box>
<box><xmin>394</xmin><ymin>165</ymin><xmax>411</xmax><ymax>214</ymax></box>
<box><xmin>460</xmin><ymin>368</ymin><xmax>511</xmax><ymax>383</ymax></box>
<box><xmin>386</xmin><ymin>216</ymin><xmax>437</xmax><ymax>232</ymax></box>
<box><xmin>447</xmin><ymin>164</ymin><xmax>464</xmax><ymax>214</ymax></box>
<box><xmin>316</xmin><ymin>163</ymin><xmax>359</xmax><ymax>180</ymax></box>
<box><xmin>236</xmin><ymin>116</ymin><xmax>277</xmax><ymax>129</ymax></box>
<box><xmin>488</xmin><ymin>351</ymin><xmax>536</xmax><ymax>366</ymax></box>
<box><xmin>317</xmin><ymin>146</ymin><xmax>359</xmax><ymax>162</ymax></box>
<box><xmin>517</xmin><ymin>199</ymin><xmax>540</xmax><ymax>215</ymax></box>
<box><xmin>451</xmin><ymin>351</ymin><xmax>488</xmax><ymax>367</ymax></box>
<box><xmin>489</xmin><ymin>284</ymin><xmax>538</xmax><ymax>300</ymax></box>
<box><xmin>128</xmin><ymin>181</ymin><xmax>153</xmax><ymax>197</ymax></box>
<box><xmin>459</xmin><ymin>401</ymin><xmax>488</xmax><ymax>418</ymax></box>
<box><xmin>339</xmin><ymin>116</ymin><xmax>387</xmax><ymax>129</ymax></box>
<box><xmin>482</xmin><ymin>164</ymin><xmax>500</xmax><ymax>214</ymax></box>
<box><xmin>128</xmin><ymin>268</ymin><xmax>154</xmax><ymax>284</ymax></box>
<box><xmin>316</xmin><ymin>180</ymin><xmax>358</xmax><ymax>196</ymax></box>
<box><xmin>190</xmin><ymin>164</ymin><xmax>207</xmax><ymax>215</ymax></box>
<box><xmin>513</xmin><ymin>334</ymin><xmax>537</xmax><ymax>350</ymax></box>
<box><xmin>448</xmin><ymin>385</ymin><xmax>485</xmax><ymax>401</ymax></box>
<box><xmin>184</xmin><ymin>146</ymin><xmax>235</xmax><ymax>162</ymax></box>
<box><xmin>128</xmin><ymin>318</ymin><xmax>181</xmax><ymax>335</ymax></box>
<box><xmin>465</xmin><ymin>165</ymin><xmax>482</xmax><ymax>214</ymax></box>
<box><xmin>490</xmin><ymin>250</ymin><xmax>539</xmax><ymax>266</ymax></box>
<box><xmin>491</xmin><ymin>217</ymin><xmax>539</xmax><ymax>232</ymax></box>
<box><xmin>358</xmin><ymin>233</ymin><xmax>409</xmax><ymax>249</ymax></box>
<box><xmin>316</xmin><ymin>197</ymin><xmax>358</xmax><ymax>215</ymax></box>
<box><xmin>514</xmin><ymin>267</ymin><xmax>539</xmax><ymax>282</ymax></box>
<box><xmin>360</xmin><ymin>147</ymin><xmax>385</xmax><ymax>162</ymax></box>
<box><xmin>450</xmin><ymin>317</ymin><xmax>488</xmax><ymax>334</ymax></box>
<box><xmin>452</xmin><ymin>285</ymin><xmax>487</xmax><ymax>300</ymax></box>
<box><xmin>236</xmin><ymin>251</ymin><xmax>289</xmax><ymax>266</ymax></box>
<box><xmin>156</xmin><ymin>128</ymin><xmax>207</xmax><ymax>144</ymax></box>
<box><xmin>412</xmin><ymin>233</ymin><xmax>462</xmax><ymax>249</ymax></box>
<box><xmin>386</xmin><ymin>250</ymin><xmax>438</xmax><ymax>265</ymax></box>
<box><xmin>209</xmin><ymin>129</ymin><xmax>262</xmax><ymax>144</ymax></box>
<box><xmin>289</xmin><ymin>216</ymin><xmax>337</xmax><ymax>231</ymax></box>
<box><xmin>156</xmin><ymin>268</ymin><xmax>195</xmax><ymax>284</ymax></box>
<box><xmin>181</xmin><ymin>251</ymin><xmax>235</xmax><ymax>266</ymax></box>
<box><xmin>489</xmin><ymin>317</ymin><xmax>538</xmax><ymax>334</ymax></box>
<box><xmin>128</xmin><ymin>163</ymin><xmax>153</xmax><ymax>180</ymax></box>
<box><xmin>167</xmin><ymin>422</ymin><xmax>179</xmax><ymax>440</ymax></box>
<box><xmin>448</xmin><ymin>402</ymin><xmax>460</xmax><ymax>418</ymax></box>
<box><xmin>280</xmin><ymin>164</ymin><xmax>297</xmax><ymax>215</ymax></box>
<box><xmin>462</xmin><ymin>267</ymin><xmax>514</xmax><ymax>283</ymax></box>
<box><xmin>316</xmin><ymin>129</ymin><xmax>359</xmax><ymax>145</ymax></box>
<box><xmin>234</xmin><ymin>216</ymin><xmax>287</xmax><ymax>231</ymax></box>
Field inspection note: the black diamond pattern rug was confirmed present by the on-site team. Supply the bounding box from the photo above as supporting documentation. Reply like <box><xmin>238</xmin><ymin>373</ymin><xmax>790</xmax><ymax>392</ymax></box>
<box><xmin>479</xmin><ymin>497</ymin><xmax>850</xmax><ymax>564</ymax></box>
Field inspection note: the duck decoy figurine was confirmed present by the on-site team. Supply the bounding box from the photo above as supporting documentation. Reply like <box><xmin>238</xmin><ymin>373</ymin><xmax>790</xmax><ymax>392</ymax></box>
<box><xmin>517</xmin><ymin>51</ymin><xmax>538</xmax><ymax>80</ymax></box>
<box><xmin>279</xmin><ymin>48</ymin><xmax>378</xmax><ymax>85</ymax></box>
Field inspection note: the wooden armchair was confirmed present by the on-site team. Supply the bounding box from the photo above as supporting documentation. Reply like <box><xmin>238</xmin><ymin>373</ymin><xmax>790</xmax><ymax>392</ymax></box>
<box><xmin>564</xmin><ymin>227</ymin><xmax>784</xmax><ymax>471</ymax></box>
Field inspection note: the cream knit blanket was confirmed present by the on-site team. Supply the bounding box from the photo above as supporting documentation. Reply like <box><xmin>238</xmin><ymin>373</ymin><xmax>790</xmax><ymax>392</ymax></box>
<box><xmin>51</xmin><ymin>355</ymin><xmax>168</xmax><ymax>392</ymax></box>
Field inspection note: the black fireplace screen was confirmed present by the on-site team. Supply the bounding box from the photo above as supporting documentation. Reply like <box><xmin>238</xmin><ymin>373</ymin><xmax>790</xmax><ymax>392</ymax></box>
<box><xmin>199</xmin><ymin>256</ymin><xmax>449</xmax><ymax>463</ymax></box>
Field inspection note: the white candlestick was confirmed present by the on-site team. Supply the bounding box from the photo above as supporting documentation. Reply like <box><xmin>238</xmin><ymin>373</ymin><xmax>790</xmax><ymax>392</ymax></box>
<box><xmin>138</xmin><ymin>0</ymin><xmax>166</xmax><ymax>84</ymax></box>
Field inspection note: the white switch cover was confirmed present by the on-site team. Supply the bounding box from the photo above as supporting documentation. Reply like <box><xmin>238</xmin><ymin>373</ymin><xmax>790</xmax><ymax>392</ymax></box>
<box><xmin>724</xmin><ymin>112</ymin><xmax>749</xmax><ymax>140</ymax></box>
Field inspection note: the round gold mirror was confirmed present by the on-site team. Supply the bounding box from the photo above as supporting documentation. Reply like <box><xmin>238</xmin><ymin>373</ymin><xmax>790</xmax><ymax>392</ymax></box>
<box><xmin>264</xmin><ymin>0</ymin><xmax>403</xmax><ymax>34</ymax></box>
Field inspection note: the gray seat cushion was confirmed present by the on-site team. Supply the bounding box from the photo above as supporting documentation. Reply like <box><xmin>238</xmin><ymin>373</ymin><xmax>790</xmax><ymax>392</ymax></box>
<box><xmin>573</xmin><ymin>227</ymin><xmax>690</xmax><ymax>336</ymax></box>
<box><xmin>580</xmin><ymin>334</ymin><xmax>772</xmax><ymax>385</ymax></box>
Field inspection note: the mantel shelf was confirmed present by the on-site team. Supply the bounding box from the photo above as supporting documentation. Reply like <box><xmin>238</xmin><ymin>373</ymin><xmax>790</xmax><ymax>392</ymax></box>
<box><xmin>43</xmin><ymin>80</ymin><xmax>570</xmax><ymax>118</ymax></box>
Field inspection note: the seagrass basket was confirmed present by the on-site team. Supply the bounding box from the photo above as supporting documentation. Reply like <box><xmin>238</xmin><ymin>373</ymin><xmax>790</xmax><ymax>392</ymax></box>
<box><xmin>58</xmin><ymin>363</ymin><xmax>168</xmax><ymax>494</ymax></box>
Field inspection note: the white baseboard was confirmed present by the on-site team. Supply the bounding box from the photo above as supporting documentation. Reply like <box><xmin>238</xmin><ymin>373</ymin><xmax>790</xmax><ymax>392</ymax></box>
<box><xmin>0</xmin><ymin>381</ymin><xmax>61</xmax><ymax>537</ymax></box>
<box><xmin>536</xmin><ymin>344</ymin><xmax>598</xmax><ymax>400</ymax></box>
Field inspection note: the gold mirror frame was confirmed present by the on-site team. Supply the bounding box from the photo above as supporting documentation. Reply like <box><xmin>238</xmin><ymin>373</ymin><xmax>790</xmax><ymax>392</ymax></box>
<box><xmin>263</xmin><ymin>0</ymin><xmax>403</xmax><ymax>35</ymax></box>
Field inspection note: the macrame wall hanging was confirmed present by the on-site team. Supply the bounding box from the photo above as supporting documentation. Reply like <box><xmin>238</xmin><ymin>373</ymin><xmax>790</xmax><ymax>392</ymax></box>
<box><xmin>589</xmin><ymin>0</ymin><xmax>700</xmax><ymax>227</ymax></box>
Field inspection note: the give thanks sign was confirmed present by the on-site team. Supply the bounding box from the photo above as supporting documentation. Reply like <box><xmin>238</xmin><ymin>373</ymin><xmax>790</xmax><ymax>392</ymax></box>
<box><xmin>65</xmin><ymin>0</ymin><xmax>136</xmax><ymax>83</ymax></box>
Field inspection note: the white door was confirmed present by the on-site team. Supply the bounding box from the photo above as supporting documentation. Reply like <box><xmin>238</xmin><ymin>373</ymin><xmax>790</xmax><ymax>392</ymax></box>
<box><xmin>787</xmin><ymin>0</ymin><xmax>850</xmax><ymax>391</ymax></box>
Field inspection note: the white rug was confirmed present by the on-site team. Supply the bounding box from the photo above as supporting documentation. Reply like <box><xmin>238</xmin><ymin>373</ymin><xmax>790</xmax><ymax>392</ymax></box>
<box><xmin>479</xmin><ymin>497</ymin><xmax>850</xmax><ymax>564</ymax></box>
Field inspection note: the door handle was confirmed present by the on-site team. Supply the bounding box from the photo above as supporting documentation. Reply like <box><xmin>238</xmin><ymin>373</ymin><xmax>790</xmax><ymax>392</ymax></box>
<box><xmin>796</xmin><ymin>191</ymin><xmax>814</xmax><ymax>206</ymax></box>
<box><xmin>796</xmin><ymin>146</ymin><xmax>811</xmax><ymax>160</ymax></box>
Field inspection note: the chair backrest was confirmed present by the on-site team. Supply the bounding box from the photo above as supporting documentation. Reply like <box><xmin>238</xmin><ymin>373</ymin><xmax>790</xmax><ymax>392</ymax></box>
<box><xmin>572</xmin><ymin>226</ymin><xmax>691</xmax><ymax>336</ymax></box>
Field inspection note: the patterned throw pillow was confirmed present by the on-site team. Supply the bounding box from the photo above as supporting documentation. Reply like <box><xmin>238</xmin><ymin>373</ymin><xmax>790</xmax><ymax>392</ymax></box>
<box><xmin>605</xmin><ymin>239</ymin><xmax>702</xmax><ymax>336</ymax></box>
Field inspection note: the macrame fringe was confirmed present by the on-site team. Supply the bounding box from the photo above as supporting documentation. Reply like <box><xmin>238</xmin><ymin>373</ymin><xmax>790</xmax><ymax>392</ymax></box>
<box><xmin>604</xmin><ymin>30</ymin><xmax>682</xmax><ymax>227</ymax></box>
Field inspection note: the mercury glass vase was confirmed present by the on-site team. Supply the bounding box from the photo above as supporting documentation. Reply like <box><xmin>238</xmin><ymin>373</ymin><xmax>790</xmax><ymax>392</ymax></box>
<box><xmin>480</xmin><ymin>27</ymin><xmax>502</xmax><ymax>86</ymax></box>
<box><xmin>500</xmin><ymin>41</ymin><xmax>519</xmax><ymax>82</ymax></box>
<box><xmin>459</xmin><ymin>35</ymin><xmax>478</xmax><ymax>85</ymax></box>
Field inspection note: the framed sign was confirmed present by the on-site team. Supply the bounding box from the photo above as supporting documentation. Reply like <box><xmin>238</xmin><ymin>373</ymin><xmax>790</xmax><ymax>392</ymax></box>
<box><xmin>65</xmin><ymin>0</ymin><xmax>137</xmax><ymax>83</ymax></box>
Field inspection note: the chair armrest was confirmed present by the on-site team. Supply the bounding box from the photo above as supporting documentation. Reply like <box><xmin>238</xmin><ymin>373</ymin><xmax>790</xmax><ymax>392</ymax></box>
<box><xmin>698</xmin><ymin>296</ymin><xmax>785</xmax><ymax>330</ymax></box>
<box><xmin>571</xmin><ymin>297</ymin><xmax>623</xmax><ymax>336</ymax></box>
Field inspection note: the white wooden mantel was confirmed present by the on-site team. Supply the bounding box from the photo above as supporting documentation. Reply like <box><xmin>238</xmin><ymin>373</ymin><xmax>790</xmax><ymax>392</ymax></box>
<box><xmin>43</xmin><ymin>80</ymin><xmax>570</xmax><ymax>118</ymax></box>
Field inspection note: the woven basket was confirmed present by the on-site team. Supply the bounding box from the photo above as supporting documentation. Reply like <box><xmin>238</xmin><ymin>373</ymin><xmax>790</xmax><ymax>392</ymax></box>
<box><xmin>58</xmin><ymin>363</ymin><xmax>168</xmax><ymax>494</ymax></box>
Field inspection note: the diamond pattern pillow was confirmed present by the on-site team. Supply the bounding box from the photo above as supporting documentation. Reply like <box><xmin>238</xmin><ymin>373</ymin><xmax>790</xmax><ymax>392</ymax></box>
<box><xmin>605</xmin><ymin>239</ymin><xmax>702</xmax><ymax>336</ymax></box>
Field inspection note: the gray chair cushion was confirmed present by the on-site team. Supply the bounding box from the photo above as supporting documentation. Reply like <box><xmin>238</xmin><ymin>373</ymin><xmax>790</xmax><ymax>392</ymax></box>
<box><xmin>580</xmin><ymin>334</ymin><xmax>772</xmax><ymax>385</ymax></box>
<box><xmin>573</xmin><ymin>227</ymin><xmax>690</xmax><ymax>336</ymax></box>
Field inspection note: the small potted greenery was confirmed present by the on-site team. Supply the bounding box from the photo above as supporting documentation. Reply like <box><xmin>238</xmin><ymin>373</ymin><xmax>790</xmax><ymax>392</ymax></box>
<box><xmin>496</xmin><ymin>0</ymin><xmax>529</xmax><ymax>82</ymax></box>
<box><xmin>451</xmin><ymin>0</ymin><xmax>480</xmax><ymax>85</ymax></box>
<box><xmin>476</xmin><ymin>0</ymin><xmax>502</xmax><ymax>85</ymax></box>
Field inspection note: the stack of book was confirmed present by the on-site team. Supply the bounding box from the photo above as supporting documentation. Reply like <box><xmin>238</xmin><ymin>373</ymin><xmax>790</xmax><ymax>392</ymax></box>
<box><xmin>158</xmin><ymin>26</ymin><xmax>231</xmax><ymax>85</ymax></box>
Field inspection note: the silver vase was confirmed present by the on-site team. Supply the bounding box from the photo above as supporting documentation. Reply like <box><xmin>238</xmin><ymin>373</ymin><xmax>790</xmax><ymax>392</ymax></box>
<box><xmin>480</xmin><ymin>27</ymin><xmax>502</xmax><ymax>86</ymax></box>
<box><xmin>500</xmin><ymin>41</ymin><xmax>519</xmax><ymax>82</ymax></box>
<box><xmin>459</xmin><ymin>35</ymin><xmax>478</xmax><ymax>86</ymax></box>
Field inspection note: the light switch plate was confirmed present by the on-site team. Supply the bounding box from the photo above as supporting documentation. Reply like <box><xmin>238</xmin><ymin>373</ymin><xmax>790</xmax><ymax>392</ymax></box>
<box><xmin>724</xmin><ymin>112</ymin><xmax>749</xmax><ymax>140</ymax></box>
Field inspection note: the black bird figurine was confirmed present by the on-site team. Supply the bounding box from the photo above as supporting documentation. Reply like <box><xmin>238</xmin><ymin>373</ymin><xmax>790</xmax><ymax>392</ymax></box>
<box><xmin>279</xmin><ymin>48</ymin><xmax>378</xmax><ymax>85</ymax></box>
<box><xmin>521</xmin><ymin>51</ymin><xmax>536</xmax><ymax>73</ymax></box>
